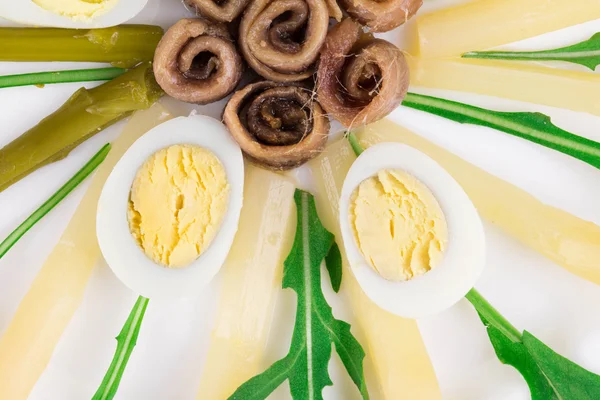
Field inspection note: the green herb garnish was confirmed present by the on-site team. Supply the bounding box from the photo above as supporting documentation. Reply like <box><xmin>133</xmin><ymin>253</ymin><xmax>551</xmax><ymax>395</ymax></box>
<box><xmin>93</xmin><ymin>296</ymin><xmax>149</xmax><ymax>400</ymax></box>
<box><xmin>466</xmin><ymin>289</ymin><xmax>600</xmax><ymax>399</ymax></box>
<box><xmin>347</xmin><ymin>131</ymin><xmax>365</xmax><ymax>156</ymax></box>
<box><xmin>463</xmin><ymin>33</ymin><xmax>600</xmax><ymax>70</ymax></box>
<box><xmin>402</xmin><ymin>92</ymin><xmax>600</xmax><ymax>170</ymax></box>
<box><xmin>0</xmin><ymin>143</ymin><xmax>110</xmax><ymax>259</ymax></box>
<box><xmin>230</xmin><ymin>190</ymin><xmax>368</xmax><ymax>400</ymax></box>
<box><xmin>325</xmin><ymin>242</ymin><xmax>343</xmax><ymax>293</ymax></box>
<box><xmin>0</xmin><ymin>68</ymin><xmax>125</xmax><ymax>89</ymax></box>
<box><xmin>0</xmin><ymin>25</ymin><xmax>163</xmax><ymax>68</ymax></box>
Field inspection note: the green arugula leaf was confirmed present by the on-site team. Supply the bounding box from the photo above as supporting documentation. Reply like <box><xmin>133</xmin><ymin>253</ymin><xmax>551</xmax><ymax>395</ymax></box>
<box><xmin>92</xmin><ymin>296</ymin><xmax>149</xmax><ymax>400</ymax></box>
<box><xmin>467</xmin><ymin>289</ymin><xmax>600</xmax><ymax>400</ymax></box>
<box><xmin>477</xmin><ymin>314</ymin><xmax>558</xmax><ymax>400</ymax></box>
<box><xmin>462</xmin><ymin>32</ymin><xmax>600</xmax><ymax>70</ymax></box>
<box><xmin>230</xmin><ymin>190</ymin><xmax>369</xmax><ymax>400</ymax></box>
<box><xmin>0</xmin><ymin>143</ymin><xmax>111</xmax><ymax>260</ymax></box>
<box><xmin>325</xmin><ymin>243</ymin><xmax>343</xmax><ymax>293</ymax></box>
<box><xmin>522</xmin><ymin>331</ymin><xmax>600</xmax><ymax>398</ymax></box>
<box><xmin>403</xmin><ymin>92</ymin><xmax>600</xmax><ymax>170</ymax></box>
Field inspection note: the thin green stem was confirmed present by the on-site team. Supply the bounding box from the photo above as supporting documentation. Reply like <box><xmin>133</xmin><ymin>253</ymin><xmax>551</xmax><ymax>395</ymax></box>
<box><xmin>0</xmin><ymin>68</ymin><xmax>125</xmax><ymax>89</ymax></box>
<box><xmin>347</xmin><ymin>132</ymin><xmax>364</xmax><ymax>157</ymax></box>
<box><xmin>466</xmin><ymin>289</ymin><xmax>523</xmax><ymax>343</ymax></box>
<box><xmin>0</xmin><ymin>144</ymin><xmax>111</xmax><ymax>260</ymax></box>
<box><xmin>462</xmin><ymin>50</ymin><xmax>586</xmax><ymax>61</ymax></box>
<box><xmin>93</xmin><ymin>295</ymin><xmax>149</xmax><ymax>400</ymax></box>
<box><xmin>461</xmin><ymin>32</ymin><xmax>600</xmax><ymax>71</ymax></box>
<box><xmin>403</xmin><ymin>92</ymin><xmax>600</xmax><ymax>170</ymax></box>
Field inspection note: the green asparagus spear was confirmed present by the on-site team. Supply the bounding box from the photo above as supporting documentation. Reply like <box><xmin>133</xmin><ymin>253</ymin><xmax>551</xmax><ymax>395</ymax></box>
<box><xmin>0</xmin><ymin>62</ymin><xmax>163</xmax><ymax>193</ymax></box>
<box><xmin>0</xmin><ymin>25</ymin><xmax>163</xmax><ymax>68</ymax></box>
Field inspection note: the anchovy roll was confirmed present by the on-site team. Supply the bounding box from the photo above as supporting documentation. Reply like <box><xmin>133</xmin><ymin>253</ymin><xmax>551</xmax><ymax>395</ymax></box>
<box><xmin>340</xmin><ymin>0</ymin><xmax>422</xmax><ymax>32</ymax></box>
<box><xmin>224</xmin><ymin>81</ymin><xmax>330</xmax><ymax>169</ymax></box>
<box><xmin>317</xmin><ymin>18</ymin><xmax>409</xmax><ymax>127</ymax></box>
<box><xmin>185</xmin><ymin>0</ymin><xmax>251</xmax><ymax>23</ymax></box>
<box><xmin>239</xmin><ymin>0</ymin><xmax>331</xmax><ymax>82</ymax></box>
<box><xmin>153</xmin><ymin>19</ymin><xmax>243</xmax><ymax>104</ymax></box>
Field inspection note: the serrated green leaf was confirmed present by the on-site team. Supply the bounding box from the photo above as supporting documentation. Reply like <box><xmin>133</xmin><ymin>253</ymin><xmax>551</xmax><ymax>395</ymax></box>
<box><xmin>325</xmin><ymin>242</ymin><xmax>343</xmax><ymax>293</ymax></box>
<box><xmin>478</xmin><ymin>315</ymin><xmax>557</xmax><ymax>400</ymax></box>
<box><xmin>229</xmin><ymin>190</ymin><xmax>369</xmax><ymax>400</ymax></box>
<box><xmin>403</xmin><ymin>92</ymin><xmax>600</xmax><ymax>170</ymax></box>
<box><xmin>463</xmin><ymin>32</ymin><xmax>600</xmax><ymax>70</ymax></box>
<box><xmin>92</xmin><ymin>296</ymin><xmax>149</xmax><ymax>400</ymax></box>
<box><xmin>523</xmin><ymin>331</ymin><xmax>600</xmax><ymax>399</ymax></box>
<box><xmin>228</xmin><ymin>356</ymin><xmax>295</xmax><ymax>400</ymax></box>
<box><xmin>468</xmin><ymin>290</ymin><xmax>600</xmax><ymax>400</ymax></box>
<box><xmin>331</xmin><ymin>319</ymin><xmax>370</xmax><ymax>399</ymax></box>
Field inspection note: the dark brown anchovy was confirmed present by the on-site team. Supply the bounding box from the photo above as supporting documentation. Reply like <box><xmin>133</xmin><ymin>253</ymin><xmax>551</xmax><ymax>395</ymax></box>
<box><xmin>185</xmin><ymin>0</ymin><xmax>251</xmax><ymax>23</ymax></box>
<box><xmin>153</xmin><ymin>18</ymin><xmax>243</xmax><ymax>104</ymax></box>
<box><xmin>317</xmin><ymin>18</ymin><xmax>409</xmax><ymax>127</ymax></box>
<box><xmin>224</xmin><ymin>81</ymin><xmax>330</xmax><ymax>169</ymax></box>
<box><xmin>238</xmin><ymin>0</ymin><xmax>333</xmax><ymax>82</ymax></box>
<box><xmin>340</xmin><ymin>0</ymin><xmax>422</xmax><ymax>32</ymax></box>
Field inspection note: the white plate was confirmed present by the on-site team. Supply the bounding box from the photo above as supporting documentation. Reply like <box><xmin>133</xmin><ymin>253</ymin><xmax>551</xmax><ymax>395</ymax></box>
<box><xmin>1</xmin><ymin>1</ymin><xmax>600</xmax><ymax>399</ymax></box>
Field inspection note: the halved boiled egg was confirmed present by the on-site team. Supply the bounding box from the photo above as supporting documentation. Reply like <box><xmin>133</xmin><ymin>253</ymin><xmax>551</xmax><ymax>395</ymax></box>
<box><xmin>0</xmin><ymin>0</ymin><xmax>147</xmax><ymax>29</ymax></box>
<box><xmin>97</xmin><ymin>115</ymin><xmax>244</xmax><ymax>299</ymax></box>
<box><xmin>339</xmin><ymin>142</ymin><xmax>485</xmax><ymax>318</ymax></box>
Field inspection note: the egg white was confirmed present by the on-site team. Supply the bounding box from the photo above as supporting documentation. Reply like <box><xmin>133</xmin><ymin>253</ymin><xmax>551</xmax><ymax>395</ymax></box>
<box><xmin>0</xmin><ymin>0</ymin><xmax>147</xmax><ymax>28</ymax></box>
<box><xmin>97</xmin><ymin>115</ymin><xmax>244</xmax><ymax>299</ymax></box>
<box><xmin>339</xmin><ymin>142</ymin><xmax>485</xmax><ymax>319</ymax></box>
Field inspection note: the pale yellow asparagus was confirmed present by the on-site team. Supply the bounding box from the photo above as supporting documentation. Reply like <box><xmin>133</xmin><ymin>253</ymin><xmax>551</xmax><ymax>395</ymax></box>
<box><xmin>355</xmin><ymin>119</ymin><xmax>600</xmax><ymax>285</ymax></box>
<box><xmin>309</xmin><ymin>140</ymin><xmax>442</xmax><ymax>399</ymax></box>
<box><xmin>413</xmin><ymin>0</ymin><xmax>600</xmax><ymax>58</ymax></box>
<box><xmin>408</xmin><ymin>57</ymin><xmax>600</xmax><ymax>116</ymax></box>
<box><xmin>196</xmin><ymin>166</ymin><xmax>296</xmax><ymax>399</ymax></box>
<box><xmin>0</xmin><ymin>104</ymin><xmax>171</xmax><ymax>400</ymax></box>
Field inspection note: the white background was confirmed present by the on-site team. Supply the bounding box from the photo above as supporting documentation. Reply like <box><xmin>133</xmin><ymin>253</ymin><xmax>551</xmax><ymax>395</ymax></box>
<box><xmin>1</xmin><ymin>0</ymin><xmax>600</xmax><ymax>399</ymax></box>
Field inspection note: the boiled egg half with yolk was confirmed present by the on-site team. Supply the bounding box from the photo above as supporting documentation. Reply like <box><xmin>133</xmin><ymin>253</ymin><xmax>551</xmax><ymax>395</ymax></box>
<box><xmin>97</xmin><ymin>115</ymin><xmax>244</xmax><ymax>299</ymax></box>
<box><xmin>0</xmin><ymin>0</ymin><xmax>148</xmax><ymax>29</ymax></box>
<box><xmin>339</xmin><ymin>142</ymin><xmax>485</xmax><ymax>318</ymax></box>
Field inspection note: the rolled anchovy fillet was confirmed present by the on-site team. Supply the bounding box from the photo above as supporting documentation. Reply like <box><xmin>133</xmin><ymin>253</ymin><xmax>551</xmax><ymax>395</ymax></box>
<box><xmin>317</xmin><ymin>18</ymin><xmax>409</xmax><ymax>127</ymax></box>
<box><xmin>185</xmin><ymin>0</ymin><xmax>250</xmax><ymax>23</ymax></box>
<box><xmin>153</xmin><ymin>18</ymin><xmax>243</xmax><ymax>104</ymax></box>
<box><xmin>239</xmin><ymin>0</ymin><xmax>331</xmax><ymax>82</ymax></box>
<box><xmin>224</xmin><ymin>81</ymin><xmax>330</xmax><ymax>169</ymax></box>
<box><xmin>340</xmin><ymin>0</ymin><xmax>422</xmax><ymax>32</ymax></box>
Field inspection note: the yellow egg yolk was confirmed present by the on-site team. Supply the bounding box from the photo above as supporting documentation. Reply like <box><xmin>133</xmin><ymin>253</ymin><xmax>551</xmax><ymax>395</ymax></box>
<box><xmin>33</xmin><ymin>0</ymin><xmax>118</xmax><ymax>20</ymax></box>
<box><xmin>127</xmin><ymin>144</ymin><xmax>230</xmax><ymax>268</ymax></box>
<box><xmin>349</xmin><ymin>169</ymin><xmax>448</xmax><ymax>281</ymax></box>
